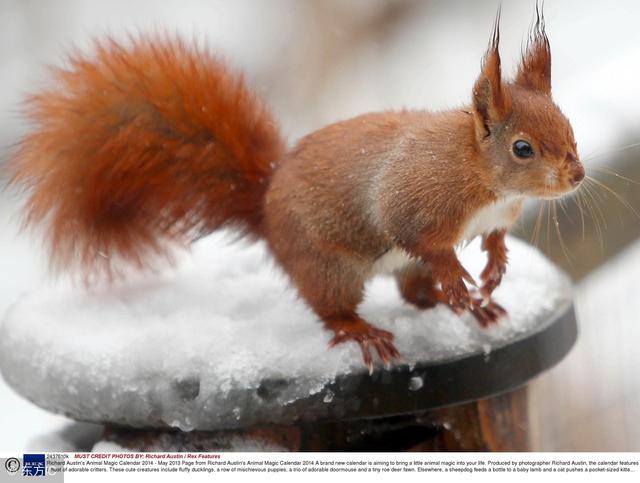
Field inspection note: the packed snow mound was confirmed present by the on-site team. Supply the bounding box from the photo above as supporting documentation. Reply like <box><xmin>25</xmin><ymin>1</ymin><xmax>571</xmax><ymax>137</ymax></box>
<box><xmin>0</xmin><ymin>233</ymin><xmax>571</xmax><ymax>431</ymax></box>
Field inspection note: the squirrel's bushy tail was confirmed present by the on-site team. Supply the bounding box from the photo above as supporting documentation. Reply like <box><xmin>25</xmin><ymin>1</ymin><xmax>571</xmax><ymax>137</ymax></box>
<box><xmin>10</xmin><ymin>37</ymin><xmax>285</xmax><ymax>281</ymax></box>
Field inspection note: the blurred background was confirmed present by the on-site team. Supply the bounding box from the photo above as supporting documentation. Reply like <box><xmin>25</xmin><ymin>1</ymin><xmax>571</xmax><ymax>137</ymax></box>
<box><xmin>0</xmin><ymin>0</ymin><xmax>639</xmax><ymax>451</ymax></box>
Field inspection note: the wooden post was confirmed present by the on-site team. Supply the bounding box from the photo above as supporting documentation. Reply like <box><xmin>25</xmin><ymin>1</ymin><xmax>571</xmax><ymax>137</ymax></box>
<box><xmin>409</xmin><ymin>385</ymin><xmax>530</xmax><ymax>451</ymax></box>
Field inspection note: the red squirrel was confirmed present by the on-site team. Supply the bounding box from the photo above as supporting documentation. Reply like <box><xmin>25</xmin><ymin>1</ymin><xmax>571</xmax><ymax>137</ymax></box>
<box><xmin>9</xmin><ymin>10</ymin><xmax>584</xmax><ymax>371</ymax></box>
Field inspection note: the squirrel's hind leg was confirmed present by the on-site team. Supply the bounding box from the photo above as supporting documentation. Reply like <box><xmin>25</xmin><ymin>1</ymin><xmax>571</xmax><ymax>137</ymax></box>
<box><xmin>325</xmin><ymin>316</ymin><xmax>400</xmax><ymax>373</ymax></box>
<box><xmin>278</xmin><ymin>248</ymin><xmax>400</xmax><ymax>372</ymax></box>
<box><xmin>396</xmin><ymin>262</ymin><xmax>444</xmax><ymax>309</ymax></box>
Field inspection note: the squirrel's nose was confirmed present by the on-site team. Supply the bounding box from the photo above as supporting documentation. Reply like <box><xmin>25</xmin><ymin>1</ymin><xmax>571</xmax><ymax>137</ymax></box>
<box><xmin>567</xmin><ymin>155</ymin><xmax>585</xmax><ymax>187</ymax></box>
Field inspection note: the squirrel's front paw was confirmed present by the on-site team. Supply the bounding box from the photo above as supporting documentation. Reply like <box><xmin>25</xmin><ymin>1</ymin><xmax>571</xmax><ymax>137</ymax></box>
<box><xmin>441</xmin><ymin>278</ymin><xmax>472</xmax><ymax>313</ymax></box>
<box><xmin>480</xmin><ymin>258</ymin><xmax>507</xmax><ymax>301</ymax></box>
<box><xmin>327</xmin><ymin>318</ymin><xmax>401</xmax><ymax>374</ymax></box>
<box><xmin>439</xmin><ymin>270</ymin><xmax>476</xmax><ymax>314</ymax></box>
<box><xmin>468</xmin><ymin>291</ymin><xmax>508</xmax><ymax>327</ymax></box>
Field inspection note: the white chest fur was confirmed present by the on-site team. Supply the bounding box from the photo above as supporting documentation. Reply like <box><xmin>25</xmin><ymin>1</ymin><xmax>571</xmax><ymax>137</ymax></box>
<box><xmin>459</xmin><ymin>195</ymin><xmax>523</xmax><ymax>243</ymax></box>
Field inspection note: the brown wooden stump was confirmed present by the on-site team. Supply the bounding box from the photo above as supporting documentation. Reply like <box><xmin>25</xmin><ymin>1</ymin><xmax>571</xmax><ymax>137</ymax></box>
<box><xmin>409</xmin><ymin>385</ymin><xmax>529</xmax><ymax>451</ymax></box>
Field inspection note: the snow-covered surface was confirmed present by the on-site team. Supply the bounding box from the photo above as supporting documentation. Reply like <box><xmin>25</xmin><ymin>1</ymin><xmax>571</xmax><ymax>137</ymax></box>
<box><xmin>0</xmin><ymin>233</ymin><xmax>571</xmax><ymax>432</ymax></box>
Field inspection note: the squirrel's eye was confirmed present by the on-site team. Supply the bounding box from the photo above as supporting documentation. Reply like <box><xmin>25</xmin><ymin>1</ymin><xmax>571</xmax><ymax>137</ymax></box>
<box><xmin>513</xmin><ymin>140</ymin><xmax>534</xmax><ymax>159</ymax></box>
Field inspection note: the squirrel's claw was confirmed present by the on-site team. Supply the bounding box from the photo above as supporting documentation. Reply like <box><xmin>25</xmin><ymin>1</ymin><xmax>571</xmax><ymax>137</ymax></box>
<box><xmin>441</xmin><ymin>277</ymin><xmax>473</xmax><ymax>313</ymax></box>
<box><xmin>468</xmin><ymin>292</ymin><xmax>508</xmax><ymax>327</ymax></box>
<box><xmin>327</xmin><ymin>321</ymin><xmax>400</xmax><ymax>373</ymax></box>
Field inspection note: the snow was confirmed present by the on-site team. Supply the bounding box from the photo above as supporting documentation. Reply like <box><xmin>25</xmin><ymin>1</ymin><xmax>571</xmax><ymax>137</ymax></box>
<box><xmin>408</xmin><ymin>376</ymin><xmax>423</xmax><ymax>392</ymax></box>
<box><xmin>0</xmin><ymin>232</ymin><xmax>572</xmax><ymax>432</ymax></box>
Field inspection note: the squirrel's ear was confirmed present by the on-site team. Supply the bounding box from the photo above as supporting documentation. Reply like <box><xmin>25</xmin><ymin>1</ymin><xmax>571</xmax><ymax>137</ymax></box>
<box><xmin>472</xmin><ymin>11</ymin><xmax>512</xmax><ymax>139</ymax></box>
<box><xmin>516</xmin><ymin>3</ymin><xmax>551</xmax><ymax>95</ymax></box>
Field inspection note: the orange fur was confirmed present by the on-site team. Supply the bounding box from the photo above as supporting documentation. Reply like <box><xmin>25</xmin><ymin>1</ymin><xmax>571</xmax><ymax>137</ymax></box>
<box><xmin>10</xmin><ymin>37</ymin><xmax>284</xmax><ymax>280</ymax></box>
<box><xmin>8</xmin><ymin>7</ymin><xmax>583</xmax><ymax>369</ymax></box>
<box><xmin>473</xmin><ymin>8</ymin><xmax>512</xmax><ymax>138</ymax></box>
<box><xmin>516</xmin><ymin>4</ymin><xmax>552</xmax><ymax>95</ymax></box>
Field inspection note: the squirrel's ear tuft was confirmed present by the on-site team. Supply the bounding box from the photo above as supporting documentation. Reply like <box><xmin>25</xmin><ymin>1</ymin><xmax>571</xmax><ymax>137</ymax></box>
<box><xmin>472</xmin><ymin>8</ymin><xmax>512</xmax><ymax>139</ymax></box>
<box><xmin>516</xmin><ymin>2</ymin><xmax>551</xmax><ymax>95</ymax></box>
